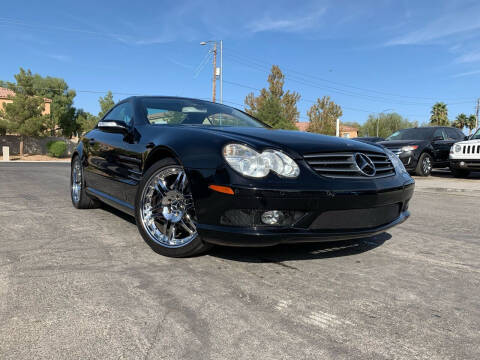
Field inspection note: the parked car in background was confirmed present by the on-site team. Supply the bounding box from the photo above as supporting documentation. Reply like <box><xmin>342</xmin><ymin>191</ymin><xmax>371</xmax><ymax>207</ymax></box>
<box><xmin>379</xmin><ymin>126</ymin><xmax>466</xmax><ymax>176</ymax></box>
<box><xmin>449</xmin><ymin>127</ymin><xmax>480</xmax><ymax>177</ymax></box>
<box><xmin>353</xmin><ymin>137</ymin><xmax>385</xmax><ymax>143</ymax></box>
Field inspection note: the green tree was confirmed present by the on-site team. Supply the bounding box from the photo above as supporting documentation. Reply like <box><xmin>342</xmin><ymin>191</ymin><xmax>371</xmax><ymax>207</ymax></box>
<box><xmin>76</xmin><ymin>109</ymin><xmax>98</xmax><ymax>135</ymax></box>
<box><xmin>466</xmin><ymin>114</ymin><xmax>477</xmax><ymax>134</ymax></box>
<box><xmin>452</xmin><ymin>113</ymin><xmax>467</xmax><ymax>129</ymax></box>
<box><xmin>32</xmin><ymin>73</ymin><xmax>77</xmax><ymax>136</ymax></box>
<box><xmin>359</xmin><ymin>113</ymin><xmax>416</xmax><ymax>138</ymax></box>
<box><xmin>244</xmin><ymin>65</ymin><xmax>300</xmax><ymax>129</ymax></box>
<box><xmin>306</xmin><ymin>96</ymin><xmax>342</xmax><ymax>135</ymax></box>
<box><xmin>0</xmin><ymin>69</ymin><xmax>46</xmax><ymax>156</ymax></box>
<box><xmin>98</xmin><ymin>91</ymin><xmax>115</xmax><ymax>119</ymax></box>
<box><xmin>430</xmin><ymin>102</ymin><xmax>449</xmax><ymax>126</ymax></box>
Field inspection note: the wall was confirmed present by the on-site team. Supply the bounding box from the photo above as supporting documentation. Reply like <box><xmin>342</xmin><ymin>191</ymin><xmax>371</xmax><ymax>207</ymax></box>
<box><xmin>0</xmin><ymin>135</ymin><xmax>77</xmax><ymax>156</ymax></box>
<box><xmin>0</xmin><ymin>98</ymin><xmax>51</xmax><ymax>115</ymax></box>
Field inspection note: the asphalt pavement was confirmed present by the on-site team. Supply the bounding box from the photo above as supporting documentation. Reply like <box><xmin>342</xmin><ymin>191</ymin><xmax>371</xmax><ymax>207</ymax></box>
<box><xmin>0</xmin><ymin>163</ymin><xmax>479</xmax><ymax>359</ymax></box>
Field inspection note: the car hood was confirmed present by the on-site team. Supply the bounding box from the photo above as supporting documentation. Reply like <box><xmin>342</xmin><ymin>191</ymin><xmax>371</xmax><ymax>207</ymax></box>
<box><xmin>191</xmin><ymin>126</ymin><xmax>385</xmax><ymax>158</ymax></box>
<box><xmin>454</xmin><ymin>139</ymin><xmax>480</xmax><ymax>146</ymax></box>
<box><xmin>378</xmin><ymin>140</ymin><xmax>426</xmax><ymax>149</ymax></box>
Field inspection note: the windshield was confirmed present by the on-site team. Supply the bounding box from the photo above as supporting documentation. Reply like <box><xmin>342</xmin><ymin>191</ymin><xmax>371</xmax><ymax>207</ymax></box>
<box><xmin>471</xmin><ymin>128</ymin><xmax>480</xmax><ymax>140</ymax></box>
<box><xmin>141</xmin><ymin>98</ymin><xmax>265</xmax><ymax>128</ymax></box>
<box><xmin>386</xmin><ymin>128</ymin><xmax>433</xmax><ymax>141</ymax></box>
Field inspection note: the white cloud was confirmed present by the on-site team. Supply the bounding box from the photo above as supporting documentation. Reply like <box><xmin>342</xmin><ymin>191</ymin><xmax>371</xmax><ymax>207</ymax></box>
<box><xmin>47</xmin><ymin>54</ymin><xmax>71</xmax><ymax>62</ymax></box>
<box><xmin>246</xmin><ymin>7</ymin><xmax>327</xmax><ymax>33</ymax></box>
<box><xmin>385</xmin><ymin>4</ymin><xmax>480</xmax><ymax>46</ymax></box>
<box><xmin>451</xmin><ymin>69</ymin><xmax>480</xmax><ymax>78</ymax></box>
<box><xmin>457</xmin><ymin>51</ymin><xmax>480</xmax><ymax>63</ymax></box>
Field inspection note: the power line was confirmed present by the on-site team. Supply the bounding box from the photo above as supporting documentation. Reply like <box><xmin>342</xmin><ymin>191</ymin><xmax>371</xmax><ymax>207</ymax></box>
<box><xmin>225</xmin><ymin>53</ymin><xmax>475</xmax><ymax>107</ymax></box>
<box><xmin>225</xmin><ymin>48</ymin><xmax>475</xmax><ymax>103</ymax></box>
<box><xmin>223</xmin><ymin>79</ymin><xmax>427</xmax><ymax>118</ymax></box>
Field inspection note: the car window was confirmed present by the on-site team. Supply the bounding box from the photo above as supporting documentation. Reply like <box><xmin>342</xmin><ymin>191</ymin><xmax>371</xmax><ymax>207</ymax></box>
<box><xmin>445</xmin><ymin>128</ymin><xmax>464</xmax><ymax>140</ymax></box>
<box><xmin>472</xmin><ymin>128</ymin><xmax>480</xmax><ymax>140</ymax></box>
<box><xmin>104</xmin><ymin>102</ymin><xmax>134</xmax><ymax>126</ymax></box>
<box><xmin>141</xmin><ymin>98</ymin><xmax>265</xmax><ymax>128</ymax></box>
<box><xmin>433</xmin><ymin>128</ymin><xmax>445</xmax><ymax>140</ymax></box>
<box><xmin>386</xmin><ymin>128</ymin><xmax>433</xmax><ymax>140</ymax></box>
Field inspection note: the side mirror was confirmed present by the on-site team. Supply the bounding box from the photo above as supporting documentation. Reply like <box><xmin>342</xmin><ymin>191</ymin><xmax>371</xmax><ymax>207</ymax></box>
<box><xmin>98</xmin><ymin>120</ymin><xmax>128</xmax><ymax>133</ymax></box>
<box><xmin>432</xmin><ymin>136</ymin><xmax>444</xmax><ymax>142</ymax></box>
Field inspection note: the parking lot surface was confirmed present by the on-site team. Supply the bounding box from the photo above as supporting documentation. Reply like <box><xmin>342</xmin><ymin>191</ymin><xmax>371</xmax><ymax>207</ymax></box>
<box><xmin>0</xmin><ymin>163</ymin><xmax>479</xmax><ymax>359</ymax></box>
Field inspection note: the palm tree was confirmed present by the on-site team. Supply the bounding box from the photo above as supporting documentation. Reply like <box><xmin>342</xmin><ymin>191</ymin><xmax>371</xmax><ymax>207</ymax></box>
<box><xmin>430</xmin><ymin>102</ymin><xmax>449</xmax><ymax>126</ymax></box>
<box><xmin>466</xmin><ymin>115</ymin><xmax>477</xmax><ymax>134</ymax></box>
<box><xmin>453</xmin><ymin>113</ymin><xmax>467</xmax><ymax>129</ymax></box>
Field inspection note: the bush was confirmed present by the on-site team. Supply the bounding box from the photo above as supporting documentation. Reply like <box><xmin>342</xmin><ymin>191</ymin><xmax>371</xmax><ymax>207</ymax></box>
<box><xmin>47</xmin><ymin>140</ymin><xmax>67</xmax><ymax>158</ymax></box>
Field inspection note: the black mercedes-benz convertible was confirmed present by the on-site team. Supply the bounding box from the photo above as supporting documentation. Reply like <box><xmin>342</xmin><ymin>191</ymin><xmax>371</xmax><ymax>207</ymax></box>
<box><xmin>71</xmin><ymin>96</ymin><xmax>415</xmax><ymax>257</ymax></box>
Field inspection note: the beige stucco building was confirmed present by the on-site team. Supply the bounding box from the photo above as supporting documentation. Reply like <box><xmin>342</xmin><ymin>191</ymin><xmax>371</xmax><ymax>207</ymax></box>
<box><xmin>0</xmin><ymin>87</ymin><xmax>51</xmax><ymax>115</ymax></box>
<box><xmin>295</xmin><ymin>121</ymin><xmax>358</xmax><ymax>138</ymax></box>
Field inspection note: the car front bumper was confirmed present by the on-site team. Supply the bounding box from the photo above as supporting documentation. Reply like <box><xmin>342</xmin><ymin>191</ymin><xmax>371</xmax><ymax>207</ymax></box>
<box><xmin>450</xmin><ymin>159</ymin><xmax>480</xmax><ymax>170</ymax></box>
<box><xmin>397</xmin><ymin>151</ymin><xmax>420</xmax><ymax>171</ymax></box>
<box><xmin>187</xmin><ymin>167</ymin><xmax>415</xmax><ymax>246</ymax></box>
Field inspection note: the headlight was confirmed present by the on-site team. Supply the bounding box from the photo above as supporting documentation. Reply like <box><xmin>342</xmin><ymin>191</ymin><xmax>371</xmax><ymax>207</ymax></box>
<box><xmin>384</xmin><ymin>148</ymin><xmax>408</xmax><ymax>174</ymax></box>
<box><xmin>223</xmin><ymin>144</ymin><xmax>300</xmax><ymax>178</ymax></box>
<box><xmin>401</xmin><ymin>145</ymin><xmax>418</xmax><ymax>152</ymax></box>
<box><xmin>454</xmin><ymin>144</ymin><xmax>462</xmax><ymax>153</ymax></box>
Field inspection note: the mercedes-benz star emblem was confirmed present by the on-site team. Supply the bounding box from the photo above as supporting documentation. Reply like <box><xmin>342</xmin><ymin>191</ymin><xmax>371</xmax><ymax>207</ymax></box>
<box><xmin>354</xmin><ymin>153</ymin><xmax>376</xmax><ymax>177</ymax></box>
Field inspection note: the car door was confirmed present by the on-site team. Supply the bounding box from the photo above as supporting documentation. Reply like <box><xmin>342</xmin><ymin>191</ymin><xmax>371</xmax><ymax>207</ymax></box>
<box><xmin>84</xmin><ymin>101</ymin><xmax>141</xmax><ymax>203</ymax></box>
<box><xmin>431</xmin><ymin>128</ymin><xmax>451</xmax><ymax>164</ymax></box>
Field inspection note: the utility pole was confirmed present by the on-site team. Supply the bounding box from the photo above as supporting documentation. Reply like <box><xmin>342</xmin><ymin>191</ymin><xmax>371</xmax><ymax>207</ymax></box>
<box><xmin>200</xmin><ymin>40</ymin><xmax>223</xmax><ymax>104</ymax></box>
<box><xmin>476</xmin><ymin>98</ymin><xmax>480</xmax><ymax>130</ymax></box>
<box><xmin>212</xmin><ymin>42</ymin><xmax>217</xmax><ymax>103</ymax></box>
<box><xmin>220</xmin><ymin>40</ymin><xmax>223</xmax><ymax>104</ymax></box>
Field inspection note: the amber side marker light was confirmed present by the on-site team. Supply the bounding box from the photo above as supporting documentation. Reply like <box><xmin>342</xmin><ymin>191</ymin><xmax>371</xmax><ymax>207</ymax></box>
<box><xmin>208</xmin><ymin>185</ymin><xmax>234</xmax><ymax>195</ymax></box>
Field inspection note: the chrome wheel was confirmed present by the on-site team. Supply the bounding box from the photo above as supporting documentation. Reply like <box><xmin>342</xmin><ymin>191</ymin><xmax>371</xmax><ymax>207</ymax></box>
<box><xmin>140</xmin><ymin>166</ymin><xmax>197</xmax><ymax>248</ymax></box>
<box><xmin>422</xmin><ymin>156</ymin><xmax>432</xmax><ymax>174</ymax></box>
<box><xmin>72</xmin><ymin>161</ymin><xmax>82</xmax><ymax>203</ymax></box>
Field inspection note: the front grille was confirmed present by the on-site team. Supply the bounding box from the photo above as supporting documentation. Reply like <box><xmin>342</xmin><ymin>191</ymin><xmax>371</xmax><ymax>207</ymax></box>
<box><xmin>310</xmin><ymin>204</ymin><xmax>401</xmax><ymax>230</ymax></box>
<box><xmin>461</xmin><ymin>144</ymin><xmax>480</xmax><ymax>154</ymax></box>
<box><xmin>304</xmin><ymin>151</ymin><xmax>395</xmax><ymax>179</ymax></box>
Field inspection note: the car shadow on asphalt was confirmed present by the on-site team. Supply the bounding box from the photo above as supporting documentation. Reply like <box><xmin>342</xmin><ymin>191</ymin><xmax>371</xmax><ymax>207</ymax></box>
<box><xmin>98</xmin><ymin>203</ymin><xmax>392</xmax><ymax>262</ymax></box>
<box><xmin>99</xmin><ymin>203</ymin><xmax>137</xmax><ymax>225</ymax></box>
<box><xmin>208</xmin><ymin>233</ymin><xmax>391</xmax><ymax>263</ymax></box>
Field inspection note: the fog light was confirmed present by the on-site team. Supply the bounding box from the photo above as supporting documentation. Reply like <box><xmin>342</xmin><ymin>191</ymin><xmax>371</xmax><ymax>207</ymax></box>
<box><xmin>460</xmin><ymin>161</ymin><xmax>466</xmax><ymax>167</ymax></box>
<box><xmin>261</xmin><ymin>210</ymin><xmax>284</xmax><ymax>225</ymax></box>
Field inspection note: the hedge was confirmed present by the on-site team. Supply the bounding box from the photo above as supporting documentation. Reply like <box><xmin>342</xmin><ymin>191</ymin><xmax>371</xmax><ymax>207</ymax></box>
<box><xmin>46</xmin><ymin>140</ymin><xmax>67</xmax><ymax>158</ymax></box>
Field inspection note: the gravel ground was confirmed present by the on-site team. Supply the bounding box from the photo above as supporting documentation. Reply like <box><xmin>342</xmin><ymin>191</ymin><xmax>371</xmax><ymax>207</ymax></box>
<box><xmin>0</xmin><ymin>163</ymin><xmax>479</xmax><ymax>360</ymax></box>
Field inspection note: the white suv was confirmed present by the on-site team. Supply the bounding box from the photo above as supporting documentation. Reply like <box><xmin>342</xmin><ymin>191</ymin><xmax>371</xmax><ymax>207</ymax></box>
<box><xmin>449</xmin><ymin>128</ymin><xmax>480</xmax><ymax>177</ymax></box>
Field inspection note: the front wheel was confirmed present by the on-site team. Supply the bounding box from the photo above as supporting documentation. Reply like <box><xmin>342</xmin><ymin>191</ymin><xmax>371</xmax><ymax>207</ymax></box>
<box><xmin>134</xmin><ymin>158</ymin><xmax>211</xmax><ymax>257</ymax></box>
<box><xmin>415</xmin><ymin>153</ymin><xmax>433</xmax><ymax>176</ymax></box>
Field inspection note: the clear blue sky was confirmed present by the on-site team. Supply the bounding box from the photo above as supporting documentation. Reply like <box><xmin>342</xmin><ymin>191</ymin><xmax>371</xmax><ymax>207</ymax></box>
<box><xmin>1</xmin><ymin>0</ymin><xmax>479</xmax><ymax>125</ymax></box>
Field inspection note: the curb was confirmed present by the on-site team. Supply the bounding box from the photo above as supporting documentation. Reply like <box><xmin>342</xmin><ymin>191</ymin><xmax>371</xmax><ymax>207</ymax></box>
<box><xmin>0</xmin><ymin>160</ymin><xmax>70</xmax><ymax>163</ymax></box>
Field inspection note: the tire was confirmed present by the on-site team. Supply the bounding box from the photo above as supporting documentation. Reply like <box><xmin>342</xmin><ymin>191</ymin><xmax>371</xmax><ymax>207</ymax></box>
<box><xmin>70</xmin><ymin>156</ymin><xmax>100</xmax><ymax>209</ymax></box>
<box><xmin>134</xmin><ymin>158</ymin><xmax>212</xmax><ymax>257</ymax></box>
<box><xmin>415</xmin><ymin>153</ymin><xmax>433</xmax><ymax>176</ymax></box>
<box><xmin>450</xmin><ymin>167</ymin><xmax>470</xmax><ymax>178</ymax></box>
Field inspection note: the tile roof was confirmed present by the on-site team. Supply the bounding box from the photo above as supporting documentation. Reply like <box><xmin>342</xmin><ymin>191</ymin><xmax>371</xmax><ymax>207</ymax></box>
<box><xmin>0</xmin><ymin>87</ymin><xmax>15</xmax><ymax>99</ymax></box>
